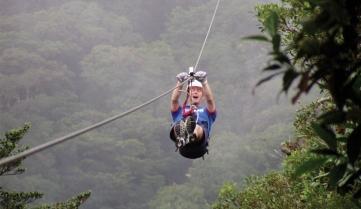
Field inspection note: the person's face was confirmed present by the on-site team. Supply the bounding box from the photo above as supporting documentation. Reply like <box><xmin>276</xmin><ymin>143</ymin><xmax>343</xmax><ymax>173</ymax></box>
<box><xmin>189</xmin><ymin>86</ymin><xmax>203</xmax><ymax>105</ymax></box>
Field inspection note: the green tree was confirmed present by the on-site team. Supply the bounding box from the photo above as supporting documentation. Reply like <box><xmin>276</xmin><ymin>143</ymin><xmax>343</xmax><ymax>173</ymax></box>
<box><xmin>212</xmin><ymin>103</ymin><xmax>361</xmax><ymax>209</ymax></box>
<box><xmin>0</xmin><ymin>124</ymin><xmax>90</xmax><ymax>208</ymax></box>
<box><xmin>251</xmin><ymin>0</ymin><xmax>361</xmax><ymax>197</ymax></box>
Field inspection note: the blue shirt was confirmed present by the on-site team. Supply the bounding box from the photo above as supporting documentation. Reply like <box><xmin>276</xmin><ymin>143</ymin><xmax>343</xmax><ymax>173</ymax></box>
<box><xmin>171</xmin><ymin>106</ymin><xmax>217</xmax><ymax>136</ymax></box>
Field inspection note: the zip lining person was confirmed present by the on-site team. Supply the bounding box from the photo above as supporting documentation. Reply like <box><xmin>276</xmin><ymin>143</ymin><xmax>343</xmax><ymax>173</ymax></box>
<box><xmin>170</xmin><ymin>70</ymin><xmax>216</xmax><ymax>159</ymax></box>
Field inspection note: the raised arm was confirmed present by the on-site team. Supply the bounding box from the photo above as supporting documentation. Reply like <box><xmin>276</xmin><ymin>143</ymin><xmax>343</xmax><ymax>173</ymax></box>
<box><xmin>171</xmin><ymin>72</ymin><xmax>188</xmax><ymax>112</ymax></box>
<box><xmin>202</xmin><ymin>80</ymin><xmax>216</xmax><ymax>113</ymax></box>
<box><xmin>171</xmin><ymin>81</ymin><xmax>183</xmax><ymax>112</ymax></box>
<box><xmin>194</xmin><ymin>71</ymin><xmax>216</xmax><ymax>113</ymax></box>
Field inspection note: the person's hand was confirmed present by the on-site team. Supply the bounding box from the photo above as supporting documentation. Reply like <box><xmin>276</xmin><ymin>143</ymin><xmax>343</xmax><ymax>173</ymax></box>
<box><xmin>176</xmin><ymin>72</ymin><xmax>189</xmax><ymax>83</ymax></box>
<box><xmin>190</xmin><ymin>105</ymin><xmax>197</xmax><ymax>111</ymax></box>
<box><xmin>194</xmin><ymin>71</ymin><xmax>207</xmax><ymax>83</ymax></box>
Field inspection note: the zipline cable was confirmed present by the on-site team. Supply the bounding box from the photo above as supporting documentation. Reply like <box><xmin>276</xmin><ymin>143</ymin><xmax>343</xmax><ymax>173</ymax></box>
<box><xmin>194</xmin><ymin>0</ymin><xmax>221</xmax><ymax>71</ymax></box>
<box><xmin>0</xmin><ymin>0</ymin><xmax>222</xmax><ymax>167</ymax></box>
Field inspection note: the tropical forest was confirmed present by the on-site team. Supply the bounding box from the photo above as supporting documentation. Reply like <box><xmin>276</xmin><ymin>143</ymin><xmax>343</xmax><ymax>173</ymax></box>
<box><xmin>1</xmin><ymin>0</ymin><xmax>361</xmax><ymax>208</ymax></box>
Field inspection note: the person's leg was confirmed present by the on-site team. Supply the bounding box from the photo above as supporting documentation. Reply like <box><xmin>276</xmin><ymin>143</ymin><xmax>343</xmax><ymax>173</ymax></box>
<box><xmin>185</xmin><ymin>115</ymin><xmax>207</xmax><ymax>142</ymax></box>
<box><xmin>170</xmin><ymin>120</ymin><xmax>189</xmax><ymax>148</ymax></box>
<box><xmin>169</xmin><ymin>125</ymin><xmax>177</xmax><ymax>142</ymax></box>
<box><xmin>193</xmin><ymin>125</ymin><xmax>204</xmax><ymax>142</ymax></box>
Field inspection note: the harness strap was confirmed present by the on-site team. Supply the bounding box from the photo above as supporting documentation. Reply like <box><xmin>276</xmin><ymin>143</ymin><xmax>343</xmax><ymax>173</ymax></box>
<box><xmin>182</xmin><ymin>77</ymin><xmax>194</xmax><ymax>118</ymax></box>
<box><xmin>182</xmin><ymin>93</ymin><xmax>194</xmax><ymax>117</ymax></box>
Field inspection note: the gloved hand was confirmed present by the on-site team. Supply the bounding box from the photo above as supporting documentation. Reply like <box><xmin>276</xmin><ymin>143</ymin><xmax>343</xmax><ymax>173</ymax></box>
<box><xmin>194</xmin><ymin>71</ymin><xmax>207</xmax><ymax>83</ymax></box>
<box><xmin>176</xmin><ymin>72</ymin><xmax>189</xmax><ymax>83</ymax></box>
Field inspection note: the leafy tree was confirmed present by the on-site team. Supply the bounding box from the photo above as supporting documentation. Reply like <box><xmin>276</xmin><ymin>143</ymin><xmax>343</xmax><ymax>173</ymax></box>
<box><xmin>212</xmin><ymin>172</ymin><xmax>359</xmax><ymax>209</ymax></box>
<box><xmin>212</xmin><ymin>103</ymin><xmax>361</xmax><ymax>209</ymax></box>
<box><xmin>0</xmin><ymin>124</ymin><xmax>90</xmax><ymax>208</ymax></box>
<box><xmin>0</xmin><ymin>124</ymin><xmax>42</xmax><ymax>208</ymax></box>
<box><xmin>251</xmin><ymin>0</ymin><xmax>361</xmax><ymax>198</ymax></box>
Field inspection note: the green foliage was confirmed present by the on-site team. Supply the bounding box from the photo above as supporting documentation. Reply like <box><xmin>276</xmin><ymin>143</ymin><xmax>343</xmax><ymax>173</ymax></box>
<box><xmin>0</xmin><ymin>124</ymin><xmax>90</xmax><ymax>208</ymax></box>
<box><xmin>0</xmin><ymin>124</ymin><xmax>45</xmax><ymax>208</ymax></box>
<box><xmin>213</xmin><ymin>173</ymin><xmax>301</xmax><ymax>209</ymax></box>
<box><xmin>252</xmin><ymin>0</ymin><xmax>361</xmax><ymax>198</ymax></box>
<box><xmin>0</xmin><ymin>123</ymin><xmax>30</xmax><ymax>175</ymax></box>
<box><xmin>212</xmin><ymin>172</ymin><xmax>358</xmax><ymax>209</ymax></box>
<box><xmin>0</xmin><ymin>190</ymin><xmax>43</xmax><ymax>209</ymax></box>
<box><xmin>213</xmin><ymin>152</ymin><xmax>360</xmax><ymax>209</ymax></box>
<box><xmin>213</xmin><ymin>99</ymin><xmax>361</xmax><ymax>208</ymax></box>
<box><xmin>35</xmin><ymin>191</ymin><xmax>91</xmax><ymax>209</ymax></box>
